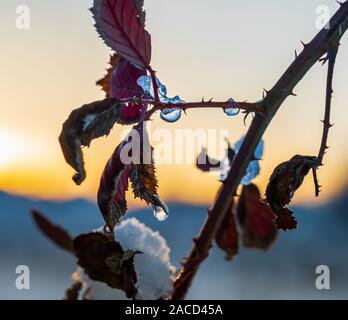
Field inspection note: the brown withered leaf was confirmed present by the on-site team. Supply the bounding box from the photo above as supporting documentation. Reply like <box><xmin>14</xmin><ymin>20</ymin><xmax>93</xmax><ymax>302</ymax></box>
<box><xmin>276</xmin><ymin>208</ymin><xmax>298</xmax><ymax>231</ymax></box>
<box><xmin>31</xmin><ymin>209</ymin><xmax>74</xmax><ymax>252</ymax></box>
<box><xmin>73</xmin><ymin>232</ymin><xmax>141</xmax><ymax>299</ymax></box>
<box><xmin>236</xmin><ymin>184</ymin><xmax>277</xmax><ymax>250</ymax></box>
<box><xmin>59</xmin><ymin>98</ymin><xmax>120</xmax><ymax>185</ymax></box>
<box><xmin>215</xmin><ymin>199</ymin><xmax>239</xmax><ymax>260</ymax></box>
<box><xmin>130</xmin><ymin>126</ymin><xmax>168</xmax><ymax>215</ymax></box>
<box><xmin>265</xmin><ymin>155</ymin><xmax>317</xmax><ymax>230</ymax></box>
<box><xmin>96</xmin><ymin>53</ymin><xmax>120</xmax><ymax>98</ymax></box>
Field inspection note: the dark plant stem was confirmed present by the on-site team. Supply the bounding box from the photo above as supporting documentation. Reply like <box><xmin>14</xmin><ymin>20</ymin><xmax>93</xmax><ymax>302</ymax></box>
<box><xmin>121</xmin><ymin>98</ymin><xmax>264</xmax><ymax>114</ymax></box>
<box><xmin>171</xmin><ymin>2</ymin><xmax>348</xmax><ymax>300</ymax></box>
<box><xmin>148</xmin><ymin>67</ymin><xmax>160</xmax><ymax>103</ymax></box>
<box><xmin>313</xmin><ymin>46</ymin><xmax>339</xmax><ymax>196</ymax></box>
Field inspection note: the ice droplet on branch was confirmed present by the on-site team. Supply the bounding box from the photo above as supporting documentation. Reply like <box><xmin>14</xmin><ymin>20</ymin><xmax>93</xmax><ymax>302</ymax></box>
<box><xmin>160</xmin><ymin>108</ymin><xmax>182</xmax><ymax>123</ymax></box>
<box><xmin>223</xmin><ymin>98</ymin><xmax>240</xmax><ymax>116</ymax></box>
<box><xmin>137</xmin><ymin>76</ymin><xmax>185</xmax><ymax>103</ymax></box>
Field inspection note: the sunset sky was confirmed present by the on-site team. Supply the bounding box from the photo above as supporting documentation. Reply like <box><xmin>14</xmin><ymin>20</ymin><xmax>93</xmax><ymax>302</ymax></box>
<box><xmin>0</xmin><ymin>0</ymin><xmax>347</xmax><ymax>208</ymax></box>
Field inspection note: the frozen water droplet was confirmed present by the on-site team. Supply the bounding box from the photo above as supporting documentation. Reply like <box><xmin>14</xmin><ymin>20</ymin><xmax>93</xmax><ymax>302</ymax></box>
<box><xmin>254</xmin><ymin>139</ymin><xmax>264</xmax><ymax>160</ymax></box>
<box><xmin>160</xmin><ymin>108</ymin><xmax>182</xmax><ymax>123</ymax></box>
<box><xmin>240</xmin><ymin>160</ymin><xmax>260</xmax><ymax>185</ymax></box>
<box><xmin>157</xmin><ymin>78</ymin><xmax>168</xmax><ymax>100</ymax></box>
<box><xmin>232</xmin><ymin>136</ymin><xmax>264</xmax><ymax>185</ymax></box>
<box><xmin>224</xmin><ymin>98</ymin><xmax>240</xmax><ymax>116</ymax></box>
<box><xmin>137</xmin><ymin>75</ymin><xmax>153</xmax><ymax>96</ymax></box>
<box><xmin>153</xmin><ymin>205</ymin><xmax>169</xmax><ymax>221</ymax></box>
<box><xmin>169</xmin><ymin>95</ymin><xmax>185</xmax><ymax>104</ymax></box>
<box><xmin>224</xmin><ymin>108</ymin><xmax>240</xmax><ymax>116</ymax></box>
<box><xmin>219</xmin><ymin>157</ymin><xmax>230</xmax><ymax>181</ymax></box>
<box><xmin>137</xmin><ymin>76</ymin><xmax>185</xmax><ymax>104</ymax></box>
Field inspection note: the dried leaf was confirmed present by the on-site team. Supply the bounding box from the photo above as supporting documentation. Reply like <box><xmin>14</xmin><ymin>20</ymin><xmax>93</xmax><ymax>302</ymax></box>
<box><xmin>275</xmin><ymin>208</ymin><xmax>298</xmax><ymax>231</ymax></box>
<box><xmin>96</xmin><ymin>53</ymin><xmax>120</xmax><ymax>98</ymax></box>
<box><xmin>215</xmin><ymin>199</ymin><xmax>239</xmax><ymax>260</ymax></box>
<box><xmin>59</xmin><ymin>98</ymin><xmax>120</xmax><ymax>185</ymax></box>
<box><xmin>265</xmin><ymin>155</ymin><xmax>317</xmax><ymax>230</ymax></box>
<box><xmin>91</xmin><ymin>0</ymin><xmax>152</xmax><ymax>69</ymax></box>
<box><xmin>236</xmin><ymin>184</ymin><xmax>277</xmax><ymax>249</ymax></box>
<box><xmin>73</xmin><ymin>232</ymin><xmax>140</xmax><ymax>299</ymax></box>
<box><xmin>97</xmin><ymin>140</ymin><xmax>132</xmax><ymax>231</ymax></box>
<box><xmin>31</xmin><ymin>209</ymin><xmax>74</xmax><ymax>252</ymax></box>
<box><xmin>129</xmin><ymin>126</ymin><xmax>168</xmax><ymax>215</ymax></box>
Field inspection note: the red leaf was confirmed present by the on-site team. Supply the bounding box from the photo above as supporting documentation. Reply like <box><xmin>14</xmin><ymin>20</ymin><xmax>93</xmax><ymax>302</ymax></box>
<box><xmin>31</xmin><ymin>209</ymin><xmax>74</xmax><ymax>252</ymax></box>
<box><xmin>97</xmin><ymin>139</ymin><xmax>132</xmax><ymax>231</ymax></box>
<box><xmin>215</xmin><ymin>199</ymin><xmax>239</xmax><ymax>260</ymax></box>
<box><xmin>236</xmin><ymin>184</ymin><xmax>277</xmax><ymax>250</ymax></box>
<box><xmin>97</xmin><ymin>55</ymin><xmax>147</xmax><ymax>124</ymax></box>
<box><xmin>111</xmin><ymin>57</ymin><xmax>147</xmax><ymax>124</ymax></box>
<box><xmin>92</xmin><ymin>0</ymin><xmax>152</xmax><ymax>69</ymax></box>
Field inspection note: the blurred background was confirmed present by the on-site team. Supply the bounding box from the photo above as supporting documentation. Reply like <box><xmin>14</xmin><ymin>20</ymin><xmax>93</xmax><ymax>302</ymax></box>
<box><xmin>0</xmin><ymin>0</ymin><xmax>347</xmax><ymax>299</ymax></box>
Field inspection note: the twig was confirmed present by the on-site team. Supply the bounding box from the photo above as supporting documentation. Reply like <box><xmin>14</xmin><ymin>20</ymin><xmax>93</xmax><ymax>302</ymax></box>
<box><xmin>120</xmin><ymin>98</ymin><xmax>264</xmax><ymax>119</ymax></box>
<box><xmin>313</xmin><ymin>46</ymin><xmax>338</xmax><ymax>196</ymax></box>
<box><xmin>171</xmin><ymin>1</ymin><xmax>348</xmax><ymax>300</ymax></box>
<box><xmin>317</xmin><ymin>47</ymin><xmax>338</xmax><ymax>166</ymax></box>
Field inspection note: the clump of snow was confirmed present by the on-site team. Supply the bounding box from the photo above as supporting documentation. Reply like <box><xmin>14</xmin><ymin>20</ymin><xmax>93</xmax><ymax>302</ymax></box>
<box><xmin>115</xmin><ymin>218</ymin><xmax>175</xmax><ymax>300</ymax></box>
<box><xmin>90</xmin><ymin>218</ymin><xmax>175</xmax><ymax>300</ymax></box>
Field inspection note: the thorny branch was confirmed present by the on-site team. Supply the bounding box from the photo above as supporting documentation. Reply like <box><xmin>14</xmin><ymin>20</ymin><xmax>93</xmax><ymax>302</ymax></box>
<box><xmin>171</xmin><ymin>1</ymin><xmax>348</xmax><ymax>300</ymax></box>
<box><xmin>119</xmin><ymin>98</ymin><xmax>264</xmax><ymax>114</ymax></box>
<box><xmin>313</xmin><ymin>46</ymin><xmax>339</xmax><ymax>197</ymax></box>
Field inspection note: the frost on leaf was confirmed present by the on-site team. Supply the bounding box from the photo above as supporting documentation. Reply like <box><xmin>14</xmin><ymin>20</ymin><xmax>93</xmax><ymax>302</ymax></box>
<box><xmin>91</xmin><ymin>0</ymin><xmax>152</xmax><ymax>69</ymax></box>
<box><xmin>73</xmin><ymin>232</ymin><xmax>140</xmax><ymax>299</ymax></box>
<box><xmin>59</xmin><ymin>98</ymin><xmax>120</xmax><ymax>185</ymax></box>
<box><xmin>31</xmin><ymin>209</ymin><xmax>74</xmax><ymax>252</ymax></box>
<box><xmin>215</xmin><ymin>199</ymin><xmax>239</xmax><ymax>261</ymax></box>
<box><xmin>265</xmin><ymin>155</ymin><xmax>317</xmax><ymax>230</ymax></box>
<box><xmin>236</xmin><ymin>184</ymin><xmax>277</xmax><ymax>250</ymax></box>
<box><xmin>97</xmin><ymin>140</ymin><xmax>132</xmax><ymax>231</ymax></box>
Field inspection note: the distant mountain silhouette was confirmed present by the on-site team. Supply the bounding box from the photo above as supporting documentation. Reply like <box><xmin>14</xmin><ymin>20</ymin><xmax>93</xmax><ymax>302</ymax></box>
<box><xmin>0</xmin><ymin>189</ymin><xmax>347</xmax><ymax>299</ymax></box>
